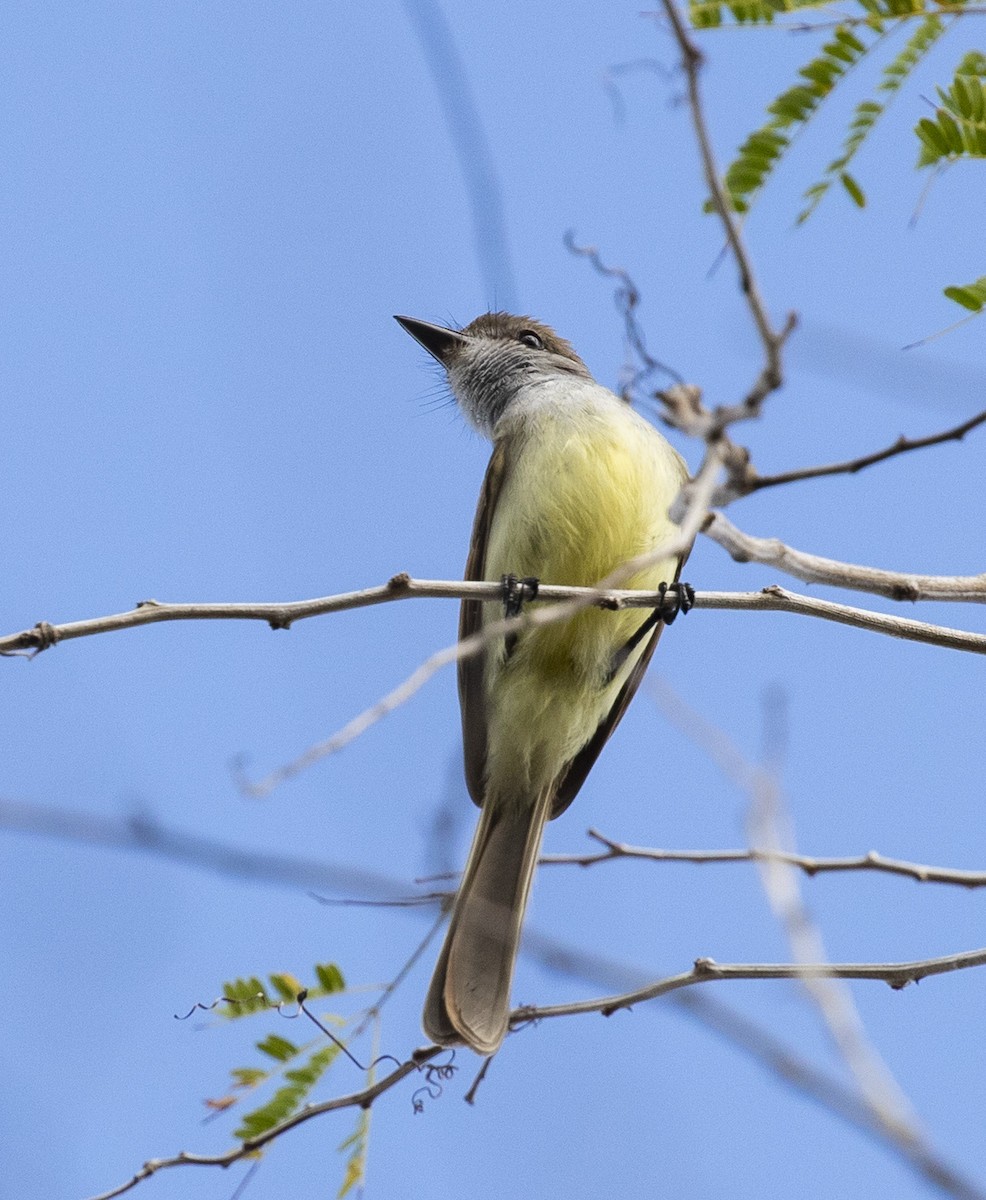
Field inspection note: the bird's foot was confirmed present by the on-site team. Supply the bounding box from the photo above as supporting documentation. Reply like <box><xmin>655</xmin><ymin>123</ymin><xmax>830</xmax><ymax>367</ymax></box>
<box><xmin>501</xmin><ymin>574</ymin><xmax>539</xmax><ymax>619</ymax></box>
<box><xmin>658</xmin><ymin>581</ymin><xmax>695</xmax><ymax>625</ymax></box>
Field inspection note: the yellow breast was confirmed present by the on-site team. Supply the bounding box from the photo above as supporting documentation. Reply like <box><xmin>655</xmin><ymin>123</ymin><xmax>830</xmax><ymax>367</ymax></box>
<box><xmin>484</xmin><ymin>398</ymin><xmax>686</xmax><ymax>683</ymax></box>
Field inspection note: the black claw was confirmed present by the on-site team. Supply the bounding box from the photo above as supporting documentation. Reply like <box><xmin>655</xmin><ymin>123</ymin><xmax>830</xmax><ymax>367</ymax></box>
<box><xmin>681</xmin><ymin>582</ymin><xmax>695</xmax><ymax>613</ymax></box>
<box><xmin>659</xmin><ymin>581</ymin><xmax>695</xmax><ymax>625</ymax></box>
<box><xmin>501</xmin><ymin>574</ymin><xmax>539</xmax><ymax>619</ymax></box>
<box><xmin>501</xmin><ymin>575</ymin><xmax>539</xmax><ymax>661</ymax></box>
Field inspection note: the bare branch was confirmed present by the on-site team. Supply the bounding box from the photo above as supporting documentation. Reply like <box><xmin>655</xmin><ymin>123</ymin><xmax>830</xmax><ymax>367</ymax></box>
<box><xmin>746</xmin><ymin>728</ymin><xmax>921</xmax><ymax>1149</ymax></box>
<box><xmin>85</xmin><ymin>1045</ymin><xmax>445</xmax><ymax>1200</ymax></box>
<box><xmin>4</xmin><ymin>574</ymin><xmax>983</xmax><ymax>665</ymax></box>
<box><xmin>515</xmin><ymin>948</ymin><xmax>986</xmax><ymax>1200</ymax></box>
<box><xmin>656</xmin><ymin>0</ymin><xmax>796</xmax><ymax>421</ymax></box>
<box><xmin>0</xmin><ymin>797</ymin><xmax>411</xmax><ymax>900</ymax></box>
<box><xmin>0</xmin><ymin>575</ymin><xmax>712</xmax><ymax>659</ymax></box>
<box><xmin>514</xmin><ymin>947</ymin><xmax>986</xmax><ymax>1022</ymax></box>
<box><xmin>659</xmin><ymin>985</ymin><xmax>986</xmax><ymax>1200</ymax></box>
<box><xmin>704</xmin><ymin>586</ymin><xmax>986</xmax><ymax>652</ymax></box>
<box><xmin>541</xmin><ymin>828</ymin><xmax>986</xmax><ymax>888</ymax></box>
<box><xmin>0</xmin><ymin>574</ymin><xmax>463</xmax><ymax>657</ymax></box>
<box><xmin>0</xmin><ymin>576</ymin><xmax>682</xmax><ymax>657</ymax></box>
<box><xmin>643</xmin><ymin>671</ymin><xmax>984</xmax><ymax>1196</ymax></box>
<box><xmin>714</xmin><ymin>408</ymin><xmax>986</xmax><ymax>505</ymax></box>
<box><xmin>9</xmin><ymin>794</ymin><xmax>986</xmax><ymax>896</ymax></box>
<box><xmin>706</xmin><ymin>513</ymin><xmax>986</xmax><ymax>602</ymax></box>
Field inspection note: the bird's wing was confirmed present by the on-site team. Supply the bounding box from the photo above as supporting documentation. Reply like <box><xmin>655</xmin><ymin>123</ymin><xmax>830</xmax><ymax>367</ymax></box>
<box><xmin>550</xmin><ymin>550</ymin><xmax>688</xmax><ymax>819</ymax></box>
<box><xmin>458</xmin><ymin>439</ymin><xmax>511</xmax><ymax>807</ymax></box>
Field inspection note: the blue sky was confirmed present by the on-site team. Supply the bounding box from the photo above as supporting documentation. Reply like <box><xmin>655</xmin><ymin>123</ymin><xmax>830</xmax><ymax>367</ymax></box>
<box><xmin>2</xmin><ymin>4</ymin><xmax>984</xmax><ymax>1199</ymax></box>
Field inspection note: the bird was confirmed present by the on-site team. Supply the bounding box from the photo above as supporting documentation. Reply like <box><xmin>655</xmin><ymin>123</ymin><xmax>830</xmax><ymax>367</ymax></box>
<box><xmin>395</xmin><ymin>311</ymin><xmax>691</xmax><ymax>1055</ymax></box>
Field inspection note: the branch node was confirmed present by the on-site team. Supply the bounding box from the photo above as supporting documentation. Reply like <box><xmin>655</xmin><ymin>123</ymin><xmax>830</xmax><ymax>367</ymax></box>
<box><xmin>387</xmin><ymin>572</ymin><xmax>413</xmax><ymax>594</ymax></box>
<box><xmin>657</xmin><ymin>382</ymin><xmax>706</xmax><ymax>435</ymax></box>
<box><xmin>890</xmin><ymin>582</ymin><xmax>921</xmax><ymax>603</ymax></box>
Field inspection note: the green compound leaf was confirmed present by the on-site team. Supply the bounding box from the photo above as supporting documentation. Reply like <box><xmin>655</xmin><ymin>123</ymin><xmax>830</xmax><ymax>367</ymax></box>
<box><xmin>689</xmin><ymin>0</ymin><xmax>842</xmax><ymax>28</ymax></box>
<box><xmin>235</xmin><ymin>1044</ymin><xmax>341</xmax><ymax>1140</ymax></box>
<box><xmin>221</xmin><ymin>976</ymin><xmax>272</xmax><ymax>1017</ymax></box>
<box><xmin>268</xmin><ymin>972</ymin><xmax>303</xmax><ymax>1002</ymax></box>
<box><xmin>916</xmin><ymin>51</ymin><xmax>986</xmax><ymax>166</ymax></box>
<box><xmin>315</xmin><ymin>962</ymin><xmax>346</xmax><ymax>994</ymax></box>
<box><xmin>256</xmin><ymin>1034</ymin><xmax>300</xmax><ymax>1063</ymax></box>
<box><xmin>944</xmin><ymin>276</ymin><xmax>986</xmax><ymax>312</ymax></box>
<box><xmin>796</xmin><ymin>14</ymin><xmax>946</xmax><ymax>221</ymax></box>
<box><xmin>203</xmin><ymin>960</ymin><xmax>358</xmax><ymax>1189</ymax></box>
<box><xmin>230</xmin><ymin>1067</ymin><xmax>269</xmax><ymax>1089</ymax></box>
<box><xmin>840</xmin><ymin>171</ymin><xmax>867</xmax><ymax>205</ymax></box>
<box><xmin>716</xmin><ymin>23</ymin><xmax>882</xmax><ymax>214</ymax></box>
<box><xmin>218</xmin><ymin>963</ymin><xmax>347</xmax><ymax>1020</ymax></box>
<box><xmin>337</xmin><ymin>1110</ymin><xmax>371</xmax><ymax>1198</ymax></box>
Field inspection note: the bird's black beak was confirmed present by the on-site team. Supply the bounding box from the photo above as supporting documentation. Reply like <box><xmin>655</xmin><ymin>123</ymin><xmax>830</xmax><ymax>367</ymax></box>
<box><xmin>394</xmin><ymin>315</ymin><xmax>468</xmax><ymax>365</ymax></box>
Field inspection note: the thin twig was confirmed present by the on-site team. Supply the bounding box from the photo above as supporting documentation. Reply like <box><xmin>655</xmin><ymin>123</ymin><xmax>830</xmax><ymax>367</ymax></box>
<box><xmin>661</xmin><ymin>986</ymin><xmax>986</xmax><ymax>1200</ymax></box>
<box><xmin>0</xmin><ymin>575</ymin><xmax>705</xmax><ymax>657</ymax></box>
<box><xmin>463</xmin><ymin>1056</ymin><xmax>495</xmax><ymax>1105</ymax></box>
<box><xmin>715</xmin><ymin>408</ymin><xmax>986</xmax><ymax>504</ymax></box>
<box><xmin>656</xmin><ymin>0</ymin><xmax>796</xmax><ymax>419</ymax></box>
<box><xmin>704</xmin><ymin>587</ymin><xmax>986</xmax><ymax>651</ymax></box>
<box><xmin>540</xmin><ymin>828</ymin><xmax>986</xmax><ymax>888</ymax></box>
<box><xmin>348</xmin><ymin>911</ymin><xmax>449</xmax><ymax>1041</ymax></box>
<box><xmin>513</xmin><ymin>947</ymin><xmax>986</xmax><ymax>1022</ymax></box>
<box><xmin>706</xmin><ymin>513</ymin><xmax>986</xmax><ymax>602</ymax></box>
<box><xmin>0</xmin><ymin>798</ymin><xmax>411</xmax><ymax>900</ymax></box>
<box><xmin>644</xmin><ymin>672</ymin><xmax>985</xmax><ymax>1197</ymax></box>
<box><xmin>746</xmin><ymin>723</ymin><xmax>922</xmax><ymax>1148</ymax></box>
<box><xmin>3</xmin><ymin>571</ymin><xmax>982</xmax><ymax>665</ymax></box>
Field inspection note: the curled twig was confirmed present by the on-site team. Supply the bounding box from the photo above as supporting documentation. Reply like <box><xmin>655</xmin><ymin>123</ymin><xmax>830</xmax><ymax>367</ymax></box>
<box><xmin>412</xmin><ymin>1052</ymin><xmax>458</xmax><ymax>1112</ymax></box>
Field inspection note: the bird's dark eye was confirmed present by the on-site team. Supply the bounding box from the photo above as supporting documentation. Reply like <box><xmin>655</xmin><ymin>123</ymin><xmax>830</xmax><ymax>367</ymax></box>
<box><xmin>518</xmin><ymin>330</ymin><xmax>543</xmax><ymax>350</ymax></box>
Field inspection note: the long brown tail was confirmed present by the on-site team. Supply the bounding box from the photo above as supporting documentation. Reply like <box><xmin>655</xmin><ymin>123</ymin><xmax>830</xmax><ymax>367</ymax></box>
<box><xmin>423</xmin><ymin>789</ymin><xmax>553</xmax><ymax>1055</ymax></box>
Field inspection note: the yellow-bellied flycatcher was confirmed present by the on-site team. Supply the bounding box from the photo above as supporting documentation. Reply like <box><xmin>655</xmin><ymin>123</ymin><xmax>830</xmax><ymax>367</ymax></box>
<box><xmin>396</xmin><ymin>312</ymin><xmax>690</xmax><ymax>1055</ymax></box>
